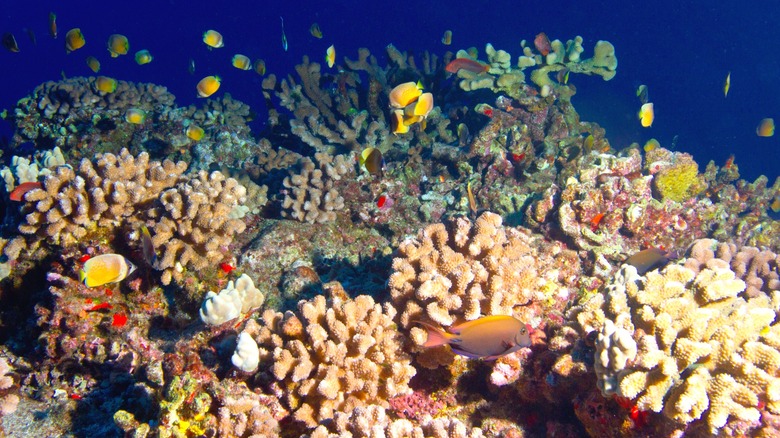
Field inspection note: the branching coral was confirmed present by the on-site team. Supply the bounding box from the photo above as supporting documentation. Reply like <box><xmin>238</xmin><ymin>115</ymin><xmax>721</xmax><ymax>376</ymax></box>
<box><xmin>571</xmin><ymin>248</ymin><xmax>780</xmax><ymax>435</ymax></box>
<box><xmin>249</xmin><ymin>282</ymin><xmax>416</xmax><ymax>428</ymax></box>
<box><xmin>281</xmin><ymin>152</ymin><xmax>352</xmax><ymax>224</ymax></box>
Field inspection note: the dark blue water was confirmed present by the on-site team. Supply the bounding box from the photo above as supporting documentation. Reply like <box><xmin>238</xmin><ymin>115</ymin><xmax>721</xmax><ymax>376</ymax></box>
<box><xmin>1</xmin><ymin>0</ymin><xmax>778</xmax><ymax>182</ymax></box>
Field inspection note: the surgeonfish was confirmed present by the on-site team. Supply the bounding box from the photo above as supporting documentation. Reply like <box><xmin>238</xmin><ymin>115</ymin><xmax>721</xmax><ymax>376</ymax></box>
<box><xmin>624</xmin><ymin>248</ymin><xmax>672</xmax><ymax>275</ymax></box>
<box><xmin>638</xmin><ymin>102</ymin><xmax>654</xmax><ymax>128</ymax></box>
<box><xmin>80</xmin><ymin>253</ymin><xmax>136</xmax><ymax>288</ymax></box>
<box><xmin>65</xmin><ymin>28</ymin><xmax>85</xmax><ymax>53</ymax></box>
<box><xmin>723</xmin><ymin>72</ymin><xmax>730</xmax><ymax>98</ymax></box>
<box><xmin>445</xmin><ymin>58</ymin><xmax>489</xmax><ymax>74</ymax></box>
<box><xmin>196</xmin><ymin>75</ymin><xmax>221</xmax><ymax>97</ymax></box>
<box><xmin>253</xmin><ymin>59</ymin><xmax>266</xmax><ymax>75</ymax></box>
<box><xmin>125</xmin><ymin>108</ymin><xmax>146</xmax><ymax>124</ymax></box>
<box><xmin>636</xmin><ymin>84</ymin><xmax>649</xmax><ymax>104</ymax></box>
<box><xmin>757</xmin><ymin>118</ymin><xmax>775</xmax><ymax>137</ymax></box>
<box><xmin>186</xmin><ymin>124</ymin><xmax>205</xmax><ymax>141</ymax></box>
<box><xmin>107</xmin><ymin>34</ymin><xmax>129</xmax><ymax>57</ymax></box>
<box><xmin>280</xmin><ymin>17</ymin><xmax>288</xmax><ymax>51</ymax></box>
<box><xmin>359</xmin><ymin>147</ymin><xmax>385</xmax><ymax>176</ymax></box>
<box><xmin>95</xmin><ymin>76</ymin><xmax>117</xmax><ymax>93</ymax></box>
<box><xmin>85</xmin><ymin>56</ymin><xmax>101</xmax><ymax>73</ymax></box>
<box><xmin>49</xmin><ymin>12</ymin><xmax>57</xmax><ymax>39</ymax></box>
<box><xmin>135</xmin><ymin>49</ymin><xmax>153</xmax><ymax>65</ymax></box>
<box><xmin>232</xmin><ymin>54</ymin><xmax>252</xmax><ymax>70</ymax></box>
<box><xmin>309</xmin><ymin>22</ymin><xmax>323</xmax><ymax>38</ymax></box>
<box><xmin>389</xmin><ymin>81</ymin><xmax>423</xmax><ymax>108</ymax></box>
<box><xmin>441</xmin><ymin>30</ymin><xmax>452</xmax><ymax>45</ymax></box>
<box><xmin>2</xmin><ymin>33</ymin><xmax>19</xmax><ymax>52</ymax></box>
<box><xmin>417</xmin><ymin>315</ymin><xmax>532</xmax><ymax>360</ymax></box>
<box><xmin>140</xmin><ymin>225</ymin><xmax>156</xmax><ymax>266</ymax></box>
<box><xmin>325</xmin><ymin>45</ymin><xmax>335</xmax><ymax>68</ymax></box>
<box><xmin>203</xmin><ymin>29</ymin><xmax>224</xmax><ymax>48</ymax></box>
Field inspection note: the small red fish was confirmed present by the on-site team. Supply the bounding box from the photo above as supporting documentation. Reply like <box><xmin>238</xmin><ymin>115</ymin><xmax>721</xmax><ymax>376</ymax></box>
<box><xmin>484</xmin><ymin>108</ymin><xmax>494</xmax><ymax>118</ymax></box>
<box><xmin>534</xmin><ymin>32</ymin><xmax>552</xmax><ymax>56</ymax></box>
<box><xmin>111</xmin><ymin>312</ymin><xmax>128</xmax><ymax>327</ymax></box>
<box><xmin>78</xmin><ymin>254</ymin><xmax>91</xmax><ymax>263</ymax></box>
<box><xmin>724</xmin><ymin>154</ymin><xmax>735</xmax><ymax>169</ymax></box>
<box><xmin>220</xmin><ymin>262</ymin><xmax>235</xmax><ymax>274</ymax></box>
<box><xmin>445</xmin><ymin>58</ymin><xmax>489</xmax><ymax>74</ymax></box>
<box><xmin>69</xmin><ymin>394</ymin><xmax>83</xmax><ymax>400</ymax></box>
<box><xmin>86</xmin><ymin>302</ymin><xmax>112</xmax><ymax>312</ymax></box>
<box><xmin>590</xmin><ymin>213</ymin><xmax>605</xmax><ymax>231</ymax></box>
<box><xmin>377</xmin><ymin>195</ymin><xmax>387</xmax><ymax>208</ymax></box>
<box><xmin>511</xmin><ymin>153</ymin><xmax>525</xmax><ymax>163</ymax></box>
<box><xmin>9</xmin><ymin>181</ymin><xmax>42</xmax><ymax>201</ymax></box>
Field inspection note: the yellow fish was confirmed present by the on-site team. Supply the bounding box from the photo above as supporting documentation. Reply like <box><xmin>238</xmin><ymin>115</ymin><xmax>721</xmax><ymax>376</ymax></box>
<box><xmin>391</xmin><ymin>110</ymin><xmax>410</xmax><ymax>134</ymax></box>
<box><xmin>85</xmin><ymin>56</ymin><xmax>100</xmax><ymax>73</ymax></box>
<box><xmin>417</xmin><ymin>315</ymin><xmax>532</xmax><ymax>360</ymax></box>
<box><xmin>125</xmin><ymin>108</ymin><xmax>146</xmax><ymax>124</ymax></box>
<box><xmin>197</xmin><ymin>75</ymin><xmax>221</xmax><ymax>98</ymax></box>
<box><xmin>441</xmin><ymin>30</ymin><xmax>452</xmax><ymax>45</ymax></box>
<box><xmin>253</xmin><ymin>59</ymin><xmax>266</xmax><ymax>75</ymax></box>
<box><xmin>310</xmin><ymin>22</ymin><xmax>323</xmax><ymax>38</ymax></box>
<box><xmin>95</xmin><ymin>76</ymin><xmax>117</xmax><ymax>93</ymax></box>
<box><xmin>325</xmin><ymin>45</ymin><xmax>335</xmax><ymax>68</ymax></box>
<box><xmin>359</xmin><ymin>147</ymin><xmax>384</xmax><ymax>175</ymax></box>
<box><xmin>203</xmin><ymin>29</ymin><xmax>223</xmax><ymax>48</ymax></box>
<box><xmin>757</xmin><ymin>118</ymin><xmax>775</xmax><ymax>137</ymax></box>
<box><xmin>79</xmin><ymin>253</ymin><xmax>136</xmax><ymax>288</ymax></box>
<box><xmin>389</xmin><ymin>81</ymin><xmax>423</xmax><ymax>109</ymax></box>
<box><xmin>770</xmin><ymin>195</ymin><xmax>780</xmax><ymax>213</ymax></box>
<box><xmin>135</xmin><ymin>49</ymin><xmax>153</xmax><ymax>65</ymax></box>
<box><xmin>410</xmin><ymin>92</ymin><xmax>433</xmax><ymax>118</ymax></box>
<box><xmin>724</xmin><ymin>72</ymin><xmax>731</xmax><ymax>98</ymax></box>
<box><xmin>107</xmin><ymin>34</ymin><xmax>129</xmax><ymax>57</ymax></box>
<box><xmin>638</xmin><ymin>102</ymin><xmax>654</xmax><ymax>128</ymax></box>
<box><xmin>65</xmin><ymin>28</ymin><xmax>85</xmax><ymax>53</ymax></box>
<box><xmin>232</xmin><ymin>54</ymin><xmax>252</xmax><ymax>70</ymax></box>
<box><xmin>186</xmin><ymin>124</ymin><xmax>205</xmax><ymax>141</ymax></box>
<box><xmin>643</xmin><ymin>138</ymin><xmax>660</xmax><ymax>152</ymax></box>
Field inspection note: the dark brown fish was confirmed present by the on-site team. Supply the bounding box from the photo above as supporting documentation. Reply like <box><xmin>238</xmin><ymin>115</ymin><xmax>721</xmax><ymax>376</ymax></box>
<box><xmin>625</xmin><ymin>248</ymin><xmax>672</xmax><ymax>275</ymax></box>
<box><xmin>2</xmin><ymin>33</ymin><xmax>19</xmax><ymax>52</ymax></box>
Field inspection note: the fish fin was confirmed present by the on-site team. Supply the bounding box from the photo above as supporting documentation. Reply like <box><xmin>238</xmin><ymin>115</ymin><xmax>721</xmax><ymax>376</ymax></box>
<box><xmin>413</xmin><ymin>320</ymin><xmax>452</xmax><ymax>348</ymax></box>
<box><xmin>79</xmin><ymin>269</ymin><xmax>87</xmax><ymax>284</ymax></box>
<box><xmin>450</xmin><ymin>347</ymin><xmax>483</xmax><ymax>359</ymax></box>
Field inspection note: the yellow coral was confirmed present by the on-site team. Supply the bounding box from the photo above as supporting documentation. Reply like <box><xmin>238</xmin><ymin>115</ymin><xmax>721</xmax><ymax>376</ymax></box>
<box><xmin>653</xmin><ymin>159</ymin><xmax>705</xmax><ymax>203</ymax></box>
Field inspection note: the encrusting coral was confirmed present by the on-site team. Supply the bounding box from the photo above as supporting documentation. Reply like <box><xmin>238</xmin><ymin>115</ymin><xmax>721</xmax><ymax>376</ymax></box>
<box><xmin>567</xmin><ymin>239</ymin><xmax>780</xmax><ymax>435</ymax></box>
<box><xmin>247</xmin><ymin>281</ymin><xmax>416</xmax><ymax>428</ymax></box>
<box><xmin>281</xmin><ymin>152</ymin><xmax>352</xmax><ymax>224</ymax></box>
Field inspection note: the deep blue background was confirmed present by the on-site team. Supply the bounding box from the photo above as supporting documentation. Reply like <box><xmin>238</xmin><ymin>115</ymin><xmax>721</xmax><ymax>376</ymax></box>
<box><xmin>1</xmin><ymin>0</ymin><xmax>778</xmax><ymax>182</ymax></box>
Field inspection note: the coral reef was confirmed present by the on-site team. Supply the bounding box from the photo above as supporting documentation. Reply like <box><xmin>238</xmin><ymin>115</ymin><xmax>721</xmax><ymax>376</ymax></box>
<box><xmin>281</xmin><ymin>152</ymin><xmax>352</xmax><ymax>223</ymax></box>
<box><xmin>200</xmin><ymin>274</ymin><xmax>265</xmax><ymax>326</ymax></box>
<box><xmin>249</xmin><ymin>282</ymin><xmax>416</xmax><ymax>427</ymax></box>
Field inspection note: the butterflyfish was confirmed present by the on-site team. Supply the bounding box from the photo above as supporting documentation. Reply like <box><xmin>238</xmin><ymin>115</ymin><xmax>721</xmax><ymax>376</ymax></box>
<box><xmin>197</xmin><ymin>75</ymin><xmax>221</xmax><ymax>98</ymax></box>
<box><xmin>359</xmin><ymin>147</ymin><xmax>385</xmax><ymax>176</ymax></box>
<box><xmin>85</xmin><ymin>56</ymin><xmax>101</xmax><ymax>73</ymax></box>
<box><xmin>417</xmin><ymin>315</ymin><xmax>532</xmax><ymax>360</ymax></box>
<box><xmin>638</xmin><ymin>102</ymin><xmax>654</xmax><ymax>128</ymax></box>
<box><xmin>770</xmin><ymin>195</ymin><xmax>780</xmax><ymax>213</ymax></box>
<box><xmin>757</xmin><ymin>118</ymin><xmax>775</xmax><ymax>137</ymax></box>
<box><xmin>280</xmin><ymin>17</ymin><xmax>288</xmax><ymax>51</ymax></box>
<box><xmin>391</xmin><ymin>110</ymin><xmax>410</xmax><ymax>134</ymax></box>
<box><xmin>441</xmin><ymin>30</ymin><xmax>452</xmax><ymax>45</ymax></box>
<box><xmin>636</xmin><ymin>84</ymin><xmax>649</xmax><ymax>104</ymax></box>
<box><xmin>140</xmin><ymin>225</ymin><xmax>156</xmax><ymax>266</ymax></box>
<box><xmin>325</xmin><ymin>45</ymin><xmax>335</xmax><ymax>68</ymax></box>
<box><xmin>65</xmin><ymin>28</ymin><xmax>85</xmax><ymax>53</ymax></box>
<box><xmin>95</xmin><ymin>76</ymin><xmax>117</xmax><ymax>93</ymax></box>
<box><xmin>125</xmin><ymin>108</ymin><xmax>146</xmax><ymax>124</ymax></box>
<box><xmin>724</xmin><ymin>72</ymin><xmax>730</xmax><ymax>98</ymax></box>
<box><xmin>534</xmin><ymin>32</ymin><xmax>552</xmax><ymax>56</ymax></box>
<box><xmin>203</xmin><ymin>29</ymin><xmax>223</xmax><ymax>48</ymax></box>
<box><xmin>186</xmin><ymin>124</ymin><xmax>205</xmax><ymax>141</ymax></box>
<box><xmin>2</xmin><ymin>33</ymin><xmax>19</xmax><ymax>52</ymax></box>
<box><xmin>232</xmin><ymin>54</ymin><xmax>252</xmax><ymax>70</ymax></box>
<box><xmin>253</xmin><ymin>59</ymin><xmax>266</xmax><ymax>75</ymax></box>
<box><xmin>107</xmin><ymin>34</ymin><xmax>129</xmax><ymax>57</ymax></box>
<box><xmin>411</xmin><ymin>92</ymin><xmax>433</xmax><ymax>118</ymax></box>
<box><xmin>389</xmin><ymin>81</ymin><xmax>423</xmax><ymax>108</ymax></box>
<box><xmin>556</xmin><ymin>68</ymin><xmax>570</xmax><ymax>84</ymax></box>
<box><xmin>624</xmin><ymin>248</ymin><xmax>671</xmax><ymax>275</ymax></box>
<box><xmin>135</xmin><ymin>49</ymin><xmax>153</xmax><ymax>65</ymax></box>
<box><xmin>445</xmin><ymin>58</ymin><xmax>489</xmax><ymax>74</ymax></box>
<box><xmin>79</xmin><ymin>253</ymin><xmax>136</xmax><ymax>288</ymax></box>
<box><xmin>310</xmin><ymin>22</ymin><xmax>323</xmax><ymax>38</ymax></box>
<box><xmin>49</xmin><ymin>12</ymin><xmax>57</xmax><ymax>39</ymax></box>
<box><xmin>643</xmin><ymin>138</ymin><xmax>660</xmax><ymax>152</ymax></box>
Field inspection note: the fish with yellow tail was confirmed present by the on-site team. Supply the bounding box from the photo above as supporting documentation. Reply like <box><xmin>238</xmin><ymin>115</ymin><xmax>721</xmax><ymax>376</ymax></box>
<box><xmin>417</xmin><ymin>315</ymin><xmax>532</xmax><ymax>360</ymax></box>
<box><xmin>724</xmin><ymin>72</ymin><xmax>731</xmax><ymax>97</ymax></box>
<box><xmin>325</xmin><ymin>44</ymin><xmax>335</xmax><ymax>68</ymax></box>
<box><xmin>79</xmin><ymin>253</ymin><xmax>136</xmax><ymax>288</ymax></box>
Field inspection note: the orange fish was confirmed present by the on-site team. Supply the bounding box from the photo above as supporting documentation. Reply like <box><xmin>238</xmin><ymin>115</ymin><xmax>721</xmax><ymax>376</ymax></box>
<box><xmin>389</xmin><ymin>81</ymin><xmax>423</xmax><ymax>109</ymax></box>
<box><xmin>445</xmin><ymin>58</ymin><xmax>489</xmax><ymax>74</ymax></box>
<box><xmin>590</xmin><ymin>212</ymin><xmax>605</xmax><ymax>231</ymax></box>
<box><xmin>417</xmin><ymin>315</ymin><xmax>532</xmax><ymax>360</ymax></box>
<box><xmin>534</xmin><ymin>32</ymin><xmax>552</xmax><ymax>56</ymax></box>
<box><xmin>9</xmin><ymin>181</ymin><xmax>42</xmax><ymax>201</ymax></box>
<box><xmin>757</xmin><ymin>118</ymin><xmax>775</xmax><ymax>137</ymax></box>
